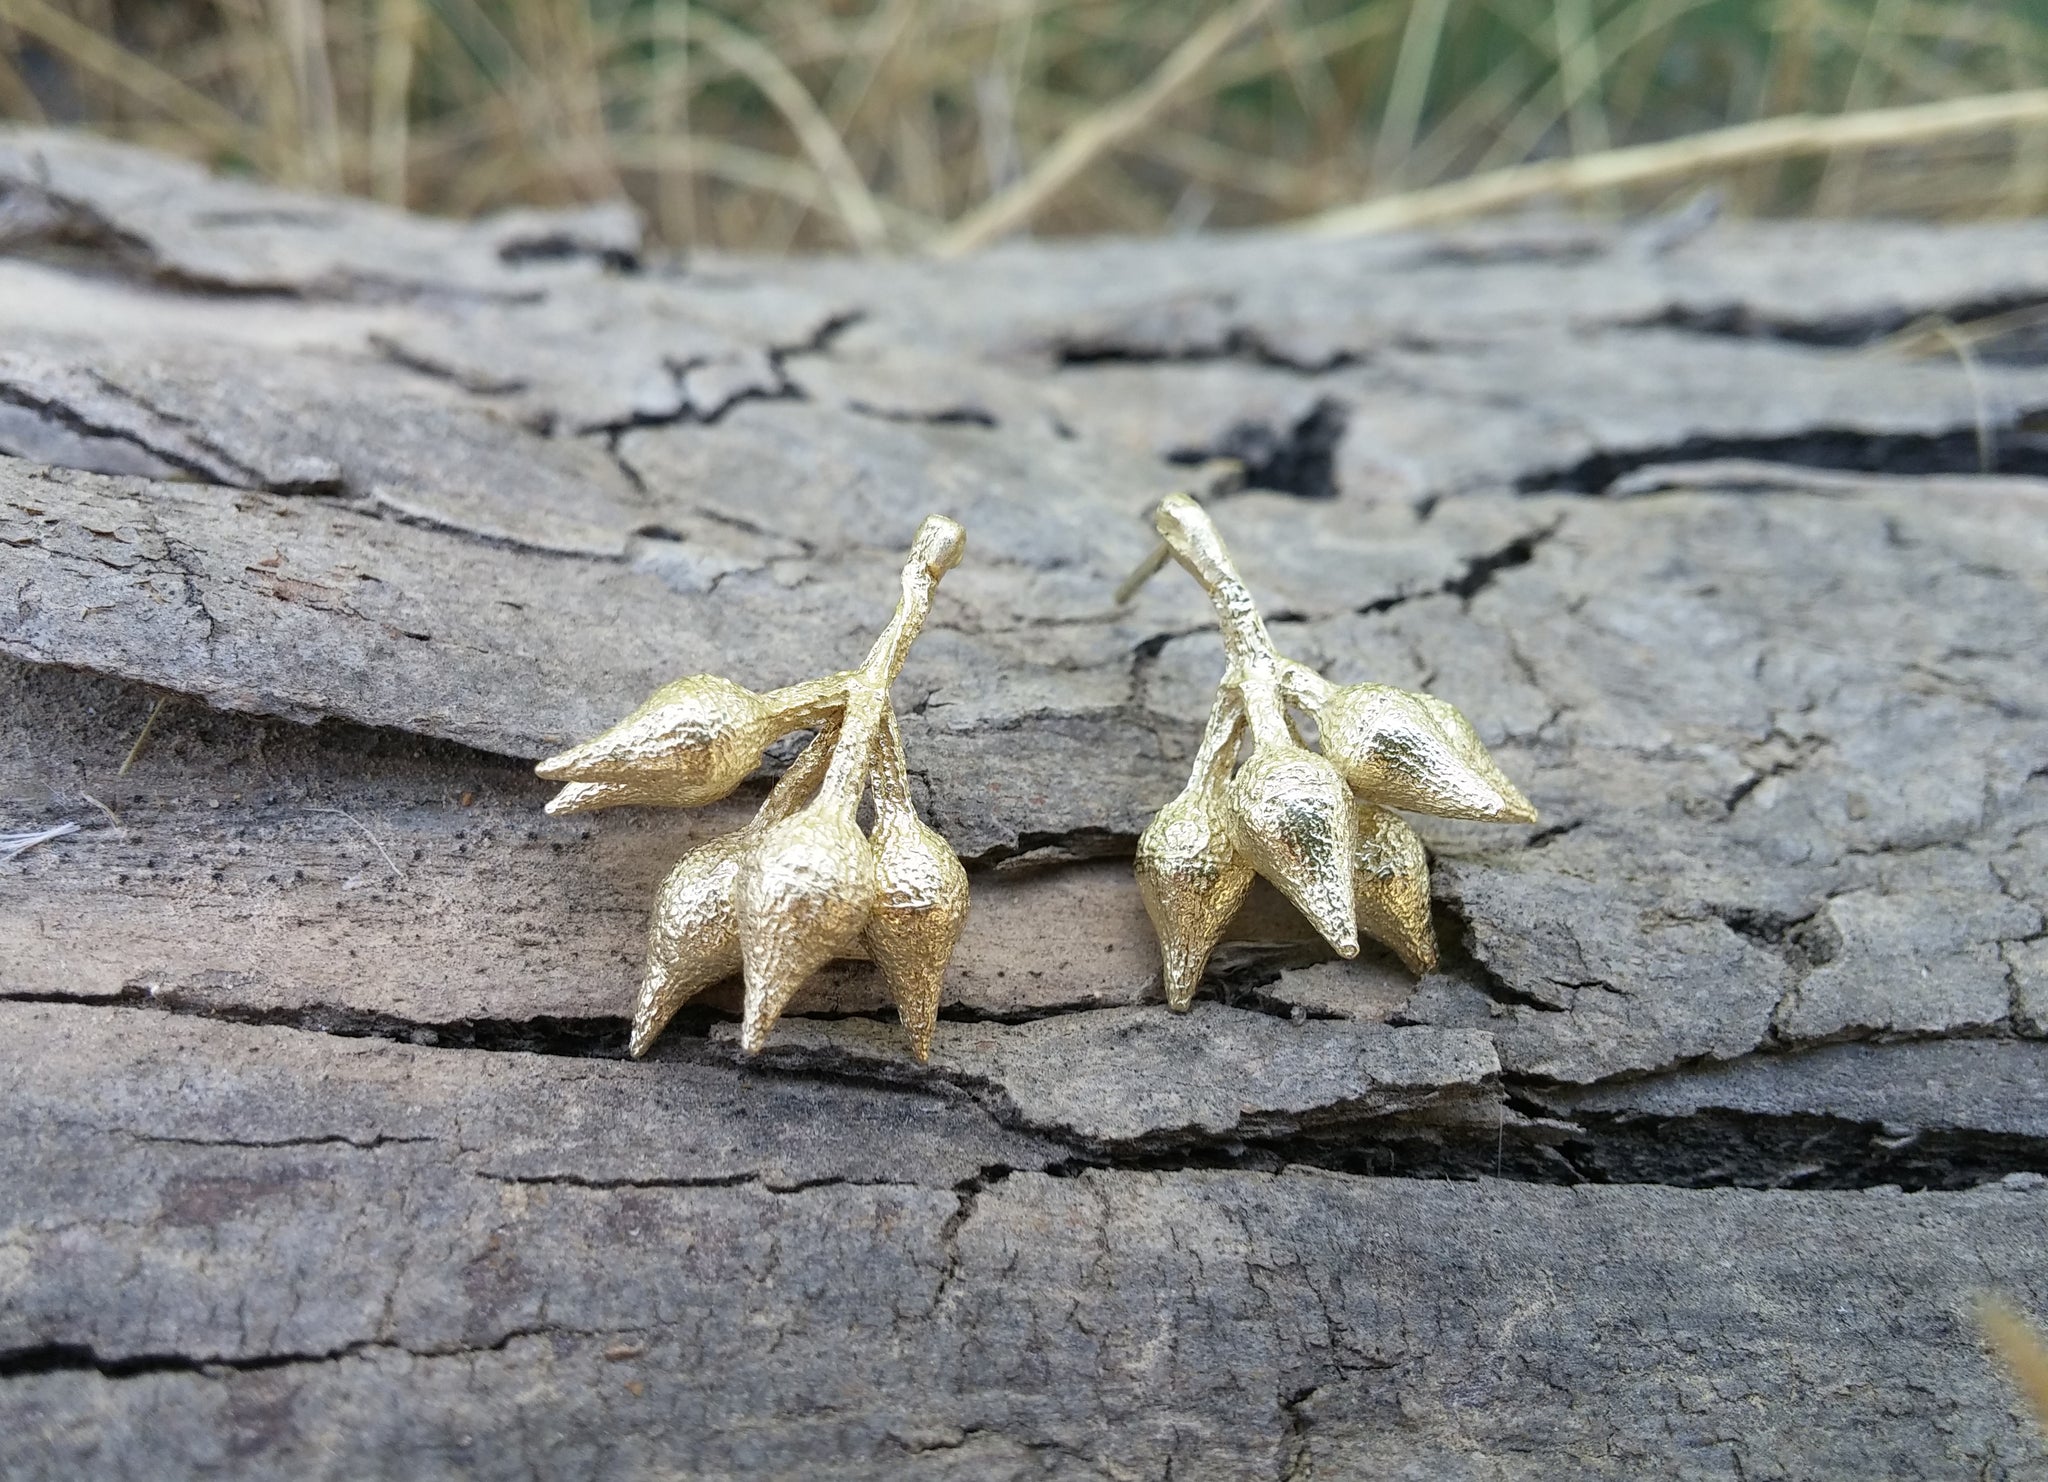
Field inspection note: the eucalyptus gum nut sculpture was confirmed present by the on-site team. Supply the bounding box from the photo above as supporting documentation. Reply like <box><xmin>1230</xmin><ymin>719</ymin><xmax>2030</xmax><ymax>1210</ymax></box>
<box><xmin>1122</xmin><ymin>492</ymin><xmax>1537</xmax><ymax>1005</ymax></box>
<box><xmin>1225</xmin><ymin>740</ymin><xmax>1360</xmax><ymax>957</ymax></box>
<box><xmin>538</xmin><ymin>516</ymin><xmax>969</xmax><ymax>1061</ymax></box>
<box><xmin>737</xmin><ymin>803</ymin><xmax>877</xmax><ymax>1052</ymax></box>
<box><xmin>627</xmin><ymin>723</ymin><xmax>839</xmax><ymax>1058</ymax></box>
<box><xmin>1351</xmin><ymin>803</ymin><xmax>1438</xmax><ymax>976</ymax></box>
<box><xmin>539</xmin><ymin>675</ymin><xmax>770</xmax><ymax>808</ymax></box>
<box><xmin>1305</xmin><ymin>679</ymin><xmax>1538</xmax><ymax>824</ymax></box>
<box><xmin>863</xmin><ymin>712</ymin><xmax>971</xmax><ymax>1061</ymax></box>
<box><xmin>1135</xmin><ymin>702</ymin><xmax>1257</xmax><ymax>1011</ymax></box>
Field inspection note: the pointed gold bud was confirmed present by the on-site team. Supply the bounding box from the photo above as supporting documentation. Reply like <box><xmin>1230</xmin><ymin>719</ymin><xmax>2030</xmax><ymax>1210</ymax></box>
<box><xmin>1136</xmin><ymin>781</ymin><xmax>1256</xmax><ymax>1011</ymax></box>
<box><xmin>536</xmin><ymin>675</ymin><xmax>771</xmax><ymax>807</ymax></box>
<box><xmin>1352</xmin><ymin>803</ymin><xmax>1437</xmax><ymax>974</ymax></box>
<box><xmin>1226</xmin><ymin>741</ymin><xmax>1359</xmax><ymax>958</ymax></box>
<box><xmin>863</xmin><ymin>808</ymin><xmax>968</xmax><ymax>1063</ymax></box>
<box><xmin>1317</xmin><ymin>683</ymin><xmax>1537</xmax><ymax>823</ymax></box>
<box><xmin>735</xmin><ymin>804</ymin><xmax>876</xmax><ymax>1053</ymax></box>
<box><xmin>629</xmin><ymin>834</ymin><xmax>749</xmax><ymax>1057</ymax></box>
<box><xmin>543</xmin><ymin>773</ymin><xmax>727</xmax><ymax>816</ymax></box>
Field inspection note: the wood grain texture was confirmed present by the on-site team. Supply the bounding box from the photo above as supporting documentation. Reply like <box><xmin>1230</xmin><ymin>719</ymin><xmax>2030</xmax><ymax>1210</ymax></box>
<box><xmin>4</xmin><ymin>129</ymin><xmax>2048</xmax><ymax>1478</ymax></box>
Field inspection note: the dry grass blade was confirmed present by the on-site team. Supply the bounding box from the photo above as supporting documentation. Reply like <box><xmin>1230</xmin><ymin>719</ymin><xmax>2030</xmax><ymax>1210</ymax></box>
<box><xmin>369</xmin><ymin>0</ymin><xmax>421</xmax><ymax>205</ymax></box>
<box><xmin>1893</xmin><ymin>317</ymin><xmax>1997</xmax><ymax>471</ymax></box>
<box><xmin>934</xmin><ymin>0</ymin><xmax>1284</xmax><ymax>257</ymax></box>
<box><xmin>1373</xmin><ymin>0</ymin><xmax>1451</xmax><ymax>190</ymax></box>
<box><xmin>309</xmin><ymin>806</ymin><xmax>406</xmax><ymax>881</ymax></box>
<box><xmin>0</xmin><ymin>821</ymin><xmax>79</xmax><ymax>862</ymax></box>
<box><xmin>15</xmin><ymin>1</ymin><xmax>2048</xmax><ymax>250</ymax></box>
<box><xmin>1980</xmin><ymin>1297</ymin><xmax>2048</xmax><ymax>1431</ymax></box>
<box><xmin>1875</xmin><ymin>302</ymin><xmax>2048</xmax><ymax>358</ymax></box>
<box><xmin>1299</xmin><ymin>87</ymin><xmax>2048</xmax><ymax>237</ymax></box>
<box><xmin>277</xmin><ymin>0</ymin><xmax>342</xmax><ymax>189</ymax></box>
<box><xmin>117</xmin><ymin>696</ymin><xmax>167</xmax><ymax>779</ymax></box>
<box><xmin>610</xmin><ymin>133</ymin><xmax>938</xmax><ymax>237</ymax></box>
<box><xmin>0</xmin><ymin>0</ymin><xmax>254</xmax><ymax>160</ymax></box>
<box><xmin>688</xmin><ymin>6</ymin><xmax>888</xmax><ymax>252</ymax></box>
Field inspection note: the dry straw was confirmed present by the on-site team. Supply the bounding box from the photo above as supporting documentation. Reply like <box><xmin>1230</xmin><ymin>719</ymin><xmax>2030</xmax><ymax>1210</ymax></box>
<box><xmin>5</xmin><ymin>1</ymin><xmax>2048</xmax><ymax>249</ymax></box>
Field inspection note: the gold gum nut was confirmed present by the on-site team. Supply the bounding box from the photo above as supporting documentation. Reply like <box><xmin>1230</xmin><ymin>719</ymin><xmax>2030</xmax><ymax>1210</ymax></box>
<box><xmin>863</xmin><ymin>715</ymin><xmax>969</xmax><ymax>1063</ymax></box>
<box><xmin>632</xmin><ymin>833</ymin><xmax>748</xmax><ymax>1057</ymax></box>
<box><xmin>549</xmin><ymin>514</ymin><xmax>967</xmax><ymax>1061</ymax></box>
<box><xmin>1353</xmin><ymin>802</ymin><xmax>1437</xmax><ymax>974</ymax></box>
<box><xmin>732</xmin><ymin>518</ymin><xmax>966</xmax><ymax>1054</ymax></box>
<box><xmin>629</xmin><ymin>725</ymin><xmax>838</xmax><ymax>1058</ymax></box>
<box><xmin>737</xmin><ymin>798</ymin><xmax>877</xmax><ymax>1053</ymax></box>
<box><xmin>1310</xmin><ymin>679</ymin><xmax>1538</xmax><ymax>824</ymax></box>
<box><xmin>1225</xmin><ymin>738</ymin><xmax>1359</xmax><ymax>958</ymax></box>
<box><xmin>1124</xmin><ymin>491</ymin><xmax>1536</xmax><ymax>1001</ymax></box>
<box><xmin>1136</xmin><ymin>694</ymin><xmax>1255</xmax><ymax>1010</ymax></box>
<box><xmin>544</xmin><ymin>773</ymin><xmax>734</xmax><ymax>817</ymax></box>
<box><xmin>538</xmin><ymin>674</ymin><xmax>776</xmax><ymax>808</ymax></box>
<box><xmin>1137</xmin><ymin>797</ymin><xmax>1255</xmax><ymax>1012</ymax></box>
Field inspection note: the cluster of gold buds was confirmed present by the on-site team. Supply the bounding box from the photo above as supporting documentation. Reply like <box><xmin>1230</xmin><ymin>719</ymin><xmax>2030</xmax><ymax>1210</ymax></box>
<box><xmin>535</xmin><ymin>516</ymin><xmax>970</xmax><ymax>1062</ymax></box>
<box><xmin>1126</xmin><ymin>494</ymin><xmax>1537</xmax><ymax>1009</ymax></box>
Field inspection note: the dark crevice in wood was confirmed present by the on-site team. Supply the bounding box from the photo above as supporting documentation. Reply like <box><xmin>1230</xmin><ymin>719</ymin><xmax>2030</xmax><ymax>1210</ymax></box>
<box><xmin>494</xmin><ymin>234</ymin><xmax>639</xmax><ymax>274</ymax></box>
<box><xmin>1167</xmin><ymin>398</ymin><xmax>1348</xmax><ymax>500</ymax></box>
<box><xmin>847</xmin><ymin>401</ymin><xmax>998</xmax><ymax>429</ymax></box>
<box><xmin>0</xmin><ymin>986</ymin><xmax>637</xmax><ymax>1058</ymax></box>
<box><xmin>1358</xmin><ymin>519</ymin><xmax>1562</xmax><ymax>615</ymax></box>
<box><xmin>1051</xmin><ymin>328</ymin><xmax>1360</xmax><ymax>376</ymax></box>
<box><xmin>17</xmin><ymin>989</ymin><xmax>2043</xmax><ymax>1195</ymax></box>
<box><xmin>0</xmin><ymin>1324</ymin><xmax>578</xmax><ymax>1383</ymax></box>
<box><xmin>963</xmin><ymin>825</ymin><xmax>1136</xmax><ymax>870</ymax></box>
<box><xmin>1628</xmin><ymin>293</ymin><xmax>2048</xmax><ymax>362</ymax></box>
<box><xmin>1519</xmin><ymin>425</ymin><xmax>2048</xmax><ymax>495</ymax></box>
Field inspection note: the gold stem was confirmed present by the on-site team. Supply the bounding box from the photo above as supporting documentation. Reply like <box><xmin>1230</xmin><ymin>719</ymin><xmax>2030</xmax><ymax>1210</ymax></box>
<box><xmin>869</xmin><ymin>707</ymin><xmax>916</xmax><ymax>819</ymax></box>
<box><xmin>755</xmin><ymin>720</ymin><xmax>841</xmax><ymax>829</ymax></box>
<box><xmin>819</xmin><ymin>516</ymin><xmax>966</xmax><ymax>816</ymax></box>
<box><xmin>1187</xmin><ymin>690</ymin><xmax>1245</xmax><ymax>792</ymax></box>
<box><xmin>1281</xmin><ymin>660</ymin><xmax>1334</xmax><ymax>713</ymax></box>
<box><xmin>1152</xmin><ymin>494</ymin><xmax>1276</xmax><ymax>672</ymax></box>
<box><xmin>761</xmin><ymin>672</ymin><xmax>852</xmax><ymax>730</ymax></box>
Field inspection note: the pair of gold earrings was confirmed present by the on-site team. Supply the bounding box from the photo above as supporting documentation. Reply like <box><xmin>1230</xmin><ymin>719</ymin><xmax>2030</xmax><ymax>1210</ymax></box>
<box><xmin>535</xmin><ymin>498</ymin><xmax>1536</xmax><ymax>1063</ymax></box>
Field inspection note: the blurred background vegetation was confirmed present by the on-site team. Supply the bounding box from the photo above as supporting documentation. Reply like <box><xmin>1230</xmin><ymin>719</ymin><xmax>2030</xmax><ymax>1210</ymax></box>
<box><xmin>2</xmin><ymin>0</ymin><xmax>2047</xmax><ymax>251</ymax></box>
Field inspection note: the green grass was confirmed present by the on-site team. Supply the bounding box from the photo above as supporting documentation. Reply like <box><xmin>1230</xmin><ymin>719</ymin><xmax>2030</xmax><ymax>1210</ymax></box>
<box><xmin>4</xmin><ymin>0</ymin><xmax>2048</xmax><ymax>249</ymax></box>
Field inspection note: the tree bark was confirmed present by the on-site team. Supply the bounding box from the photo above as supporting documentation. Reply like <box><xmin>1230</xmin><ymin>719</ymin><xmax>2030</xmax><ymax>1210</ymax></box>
<box><xmin>3</xmin><ymin>130</ymin><xmax>2047</xmax><ymax>1478</ymax></box>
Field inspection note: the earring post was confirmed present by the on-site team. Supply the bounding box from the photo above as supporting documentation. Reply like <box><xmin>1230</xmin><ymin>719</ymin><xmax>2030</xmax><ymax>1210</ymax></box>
<box><xmin>1112</xmin><ymin>460</ymin><xmax>1248</xmax><ymax>606</ymax></box>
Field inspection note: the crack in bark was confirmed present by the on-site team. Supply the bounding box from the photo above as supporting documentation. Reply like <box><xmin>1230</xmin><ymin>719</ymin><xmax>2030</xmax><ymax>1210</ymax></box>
<box><xmin>0</xmin><ymin>1325</ymin><xmax>584</xmax><ymax>1384</ymax></box>
<box><xmin>847</xmin><ymin>401</ymin><xmax>998</xmax><ymax>429</ymax></box>
<box><xmin>1359</xmin><ymin>519</ymin><xmax>1563</xmax><ymax>616</ymax></box>
<box><xmin>0</xmin><ymin>986</ymin><xmax>634</xmax><ymax>1058</ymax></box>
<box><xmin>1167</xmin><ymin>398</ymin><xmax>1348</xmax><ymax>500</ymax></box>
<box><xmin>1052</xmin><ymin>326</ymin><xmax>1361</xmax><ymax>376</ymax></box>
<box><xmin>116</xmin><ymin>1130</ymin><xmax>435</xmax><ymax>1152</ymax></box>
<box><xmin>1625</xmin><ymin>293</ymin><xmax>2048</xmax><ymax>362</ymax></box>
<box><xmin>579</xmin><ymin>310</ymin><xmax>866</xmax><ymax>437</ymax></box>
<box><xmin>12</xmin><ymin>987</ymin><xmax>2048</xmax><ymax>1193</ymax></box>
<box><xmin>1519</xmin><ymin>424</ymin><xmax>2048</xmax><ymax>496</ymax></box>
<box><xmin>0</xmin><ymin>382</ymin><xmax>257</xmax><ymax>489</ymax></box>
<box><xmin>471</xmin><ymin>1168</ymin><xmax>913</xmax><ymax>1195</ymax></box>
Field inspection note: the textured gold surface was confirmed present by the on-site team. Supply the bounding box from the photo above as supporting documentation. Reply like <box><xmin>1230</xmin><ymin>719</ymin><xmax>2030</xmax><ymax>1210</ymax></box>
<box><xmin>1352</xmin><ymin>802</ymin><xmax>1437</xmax><ymax>975</ymax></box>
<box><xmin>1128</xmin><ymin>494</ymin><xmax>1536</xmax><ymax>1003</ymax></box>
<box><xmin>863</xmin><ymin>711</ymin><xmax>971</xmax><ymax>1061</ymax></box>
<box><xmin>1135</xmin><ymin>696</ymin><xmax>1256</xmax><ymax>1011</ymax></box>
<box><xmin>540</xmin><ymin>517</ymin><xmax>968</xmax><ymax>1060</ymax></box>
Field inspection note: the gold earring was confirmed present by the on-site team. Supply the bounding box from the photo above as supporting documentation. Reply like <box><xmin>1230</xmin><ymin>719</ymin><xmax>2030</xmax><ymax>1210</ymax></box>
<box><xmin>1123</xmin><ymin>493</ymin><xmax>1536</xmax><ymax>1009</ymax></box>
<box><xmin>536</xmin><ymin>516</ymin><xmax>969</xmax><ymax>1062</ymax></box>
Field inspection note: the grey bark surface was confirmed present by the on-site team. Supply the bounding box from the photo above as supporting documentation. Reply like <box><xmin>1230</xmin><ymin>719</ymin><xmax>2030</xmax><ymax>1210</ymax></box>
<box><xmin>3</xmin><ymin>130</ymin><xmax>2048</xmax><ymax>1478</ymax></box>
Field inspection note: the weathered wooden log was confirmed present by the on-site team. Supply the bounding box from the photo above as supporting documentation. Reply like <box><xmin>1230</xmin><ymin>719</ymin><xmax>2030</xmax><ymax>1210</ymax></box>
<box><xmin>3</xmin><ymin>129</ymin><xmax>2047</xmax><ymax>1478</ymax></box>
